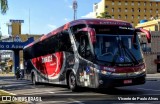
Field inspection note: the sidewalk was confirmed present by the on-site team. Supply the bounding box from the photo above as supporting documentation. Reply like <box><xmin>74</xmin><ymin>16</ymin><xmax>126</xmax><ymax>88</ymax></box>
<box><xmin>146</xmin><ymin>73</ymin><xmax>160</xmax><ymax>80</ymax></box>
<box><xmin>0</xmin><ymin>73</ymin><xmax>15</xmax><ymax>77</ymax></box>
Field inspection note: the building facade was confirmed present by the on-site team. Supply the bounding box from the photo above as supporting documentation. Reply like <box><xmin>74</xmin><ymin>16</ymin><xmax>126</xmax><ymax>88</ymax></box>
<box><xmin>0</xmin><ymin>20</ymin><xmax>43</xmax><ymax>72</ymax></box>
<box><xmin>136</xmin><ymin>19</ymin><xmax>160</xmax><ymax>73</ymax></box>
<box><xmin>93</xmin><ymin>0</ymin><xmax>160</xmax><ymax>26</ymax></box>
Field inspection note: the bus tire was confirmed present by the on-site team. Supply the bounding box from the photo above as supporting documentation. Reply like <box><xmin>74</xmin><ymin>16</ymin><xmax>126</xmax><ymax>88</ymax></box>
<box><xmin>68</xmin><ymin>71</ymin><xmax>78</xmax><ymax>92</ymax></box>
<box><xmin>31</xmin><ymin>73</ymin><xmax>37</xmax><ymax>85</ymax></box>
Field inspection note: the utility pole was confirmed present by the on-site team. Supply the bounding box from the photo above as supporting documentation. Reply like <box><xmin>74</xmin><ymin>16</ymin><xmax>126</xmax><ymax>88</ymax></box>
<box><xmin>73</xmin><ymin>0</ymin><xmax>78</xmax><ymax>20</ymax></box>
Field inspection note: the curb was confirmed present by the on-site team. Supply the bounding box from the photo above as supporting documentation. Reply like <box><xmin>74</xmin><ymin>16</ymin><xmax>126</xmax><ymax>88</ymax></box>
<box><xmin>0</xmin><ymin>90</ymin><xmax>16</xmax><ymax>95</ymax></box>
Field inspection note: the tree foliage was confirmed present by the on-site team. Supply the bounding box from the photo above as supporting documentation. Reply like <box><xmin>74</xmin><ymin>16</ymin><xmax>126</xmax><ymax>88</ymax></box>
<box><xmin>96</xmin><ymin>12</ymin><xmax>111</xmax><ymax>19</ymax></box>
<box><xmin>0</xmin><ymin>0</ymin><xmax>8</xmax><ymax>14</ymax></box>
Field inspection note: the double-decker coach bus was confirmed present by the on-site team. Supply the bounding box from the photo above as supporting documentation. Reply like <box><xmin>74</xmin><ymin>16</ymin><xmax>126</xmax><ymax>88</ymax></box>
<box><xmin>23</xmin><ymin>19</ymin><xmax>151</xmax><ymax>91</ymax></box>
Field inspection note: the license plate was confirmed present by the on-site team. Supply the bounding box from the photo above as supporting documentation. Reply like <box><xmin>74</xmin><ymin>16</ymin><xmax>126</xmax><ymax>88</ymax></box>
<box><xmin>124</xmin><ymin>80</ymin><xmax>132</xmax><ymax>84</ymax></box>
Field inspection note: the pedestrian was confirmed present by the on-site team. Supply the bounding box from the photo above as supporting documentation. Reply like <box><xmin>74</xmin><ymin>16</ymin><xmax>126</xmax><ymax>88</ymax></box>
<box><xmin>15</xmin><ymin>67</ymin><xmax>20</xmax><ymax>80</ymax></box>
<box><xmin>0</xmin><ymin>68</ymin><xmax>2</xmax><ymax>74</ymax></box>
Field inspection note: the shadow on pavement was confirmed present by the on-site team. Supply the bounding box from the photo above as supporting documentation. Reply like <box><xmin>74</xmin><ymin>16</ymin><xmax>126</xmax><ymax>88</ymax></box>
<box><xmin>0</xmin><ymin>76</ymin><xmax>144</xmax><ymax>96</ymax></box>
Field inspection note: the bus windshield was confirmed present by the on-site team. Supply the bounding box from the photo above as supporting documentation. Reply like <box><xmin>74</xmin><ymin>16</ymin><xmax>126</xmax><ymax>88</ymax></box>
<box><xmin>90</xmin><ymin>25</ymin><xmax>143</xmax><ymax>66</ymax></box>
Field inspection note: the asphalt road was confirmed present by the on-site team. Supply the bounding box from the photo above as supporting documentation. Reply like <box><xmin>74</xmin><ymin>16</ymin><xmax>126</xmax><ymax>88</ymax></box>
<box><xmin>1</xmin><ymin>76</ymin><xmax>160</xmax><ymax>104</ymax></box>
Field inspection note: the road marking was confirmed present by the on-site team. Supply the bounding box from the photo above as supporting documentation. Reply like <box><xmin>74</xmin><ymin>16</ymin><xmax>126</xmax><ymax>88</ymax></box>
<box><xmin>1</xmin><ymin>83</ymin><xmax>31</xmax><ymax>88</ymax></box>
<box><xmin>69</xmin><ymin>98</ymin><xmax>85</xmax><ymax>104</ymax></box>
<box><xmin>53</xmin><ymin>93</ymin><xmax>104</xmax><ymax>96</ymax></box>
<box><xmin>137</xmin><ymin>88</ymin><xmax>160</xmax><ymax>92</ymax></box>
<box><xmin>49</xmin><ymin>92</ymin><xmax>55</xmax><ymax>93</ymax></box>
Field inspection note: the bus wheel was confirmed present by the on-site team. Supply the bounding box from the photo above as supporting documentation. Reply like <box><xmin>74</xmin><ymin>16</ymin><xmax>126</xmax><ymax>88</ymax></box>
<box><xmin>69</xmin><ymin>71</ymin><xmax>78</xmax><ymax>91</ymax></box>
<box><xmin>32</xmin><ymin>73</ymin><xmax>36</xmax><ymax>85</ymax></box>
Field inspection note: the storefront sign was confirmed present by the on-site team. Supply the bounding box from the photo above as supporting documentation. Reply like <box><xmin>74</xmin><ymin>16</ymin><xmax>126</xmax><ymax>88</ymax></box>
<box><xmin>0</xmin><ymin>37</ymin><xmax>34</xmax><ymax>50</ymax></box>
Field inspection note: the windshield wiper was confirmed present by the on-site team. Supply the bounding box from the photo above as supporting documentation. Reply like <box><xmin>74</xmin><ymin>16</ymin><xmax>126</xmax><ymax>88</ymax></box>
<box><xmin>111</xmin><ymin>36</ymin><xmax>139</xmax><ymax>66</ymax></box>
<box><xmin>121</xmin><ymin>41</ymin><xmax>139</xmax><ymax>65</ymax></box>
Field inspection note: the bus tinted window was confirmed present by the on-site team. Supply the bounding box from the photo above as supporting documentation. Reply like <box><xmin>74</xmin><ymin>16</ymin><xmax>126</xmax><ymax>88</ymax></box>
<box><xmin>24</xmin><ymin>30</ymin><xmax>73</xmax><ymax>60</ymax></box>
<box><xmin>71</xmin><ymin>24</ymin><xmax>86</xmax><ymax>34</ymax></box>
<box><xmin>58</xmin><ymin>30</ymin><xmax>73</xmax><ymax>52</ymax></box>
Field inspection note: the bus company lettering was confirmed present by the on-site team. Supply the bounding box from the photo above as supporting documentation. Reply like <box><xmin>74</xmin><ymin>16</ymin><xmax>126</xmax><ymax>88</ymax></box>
<box><xmin>42</xmin><ymin>55</ymin><xmax>52</xmax><ymax>63</ymax></box>
<box><xmin>100</xmin><ymin>21</ymin><xmax>127</xmax><ymax>25</ymax></box>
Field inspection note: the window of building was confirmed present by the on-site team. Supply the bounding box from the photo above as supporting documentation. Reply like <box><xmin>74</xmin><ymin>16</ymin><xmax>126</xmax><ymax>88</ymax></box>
<box><xmin>138</xmin><ymin>8</ymin><xmax>140</xmax><ymax>12</ymax></box>
<box><xmin>125</xmin><ymin>1</ymin><xmax>128</xmax><ymax>5</ymax></box>
<box><xmin>118</xmin><ymin>15</ymin><xmax>121</xmax><ymax>19</ymax></box>
<box><xmin>144</xmin><ymin>15</ymin><xmax>147</xmax><ymax>19</ymax></box>
<box><xmin>138</xmin><ymin>15</ymin><xmax>140</xmax><ymax>19</ymax></box>
<box><xmin>132</xmin><ymin>15</ymin><xmax>134</xmax><ymax>19</ymax></box>
<box><xmin>156</xmin><ymin>9</ymin><xmax>158</xmax><ymax>13</ymax></box>
<box><xmin>112</xmin><ymin>15</ymin><xmax>114</xmax><ymax>19</ymax></box>
<box><xmin>94</xmin><ymin>5</ymin><xmax>98</xmax><ymax>11</ymax></box>
<box><xmin>131</xmin><ymin>1</ymin><xmax>134</xmax><ymax>5</ymax></box>
<box><xmin>118</xmin><ymin>8</ymin><xmax>121</xmax><ymax>12</ymax></box>
<box><xmin>150</xmin><ymin>2</ymin><xmax>152</xmax><ymax>6</ymax></box>
<box><xmin>125</xmin><ymin>8</ymin><xmax>127</xmax><ymax>12</ymax></box>
<box><xmin>156</xmin><ymin>15</ymin><xmax>158</xmax><ymax>19</ymax></box>
<box><xmin>150</xmin><ymin>9</ymin><xmax>152</xmax><ymax>13</ymax></box>
<box><xmin>131</xmin><ymin>8</ymin><xmax>134</xmax><ymax>12</ymax></box>
<box><xmin>112</xmin><ymin>0</ymin><xmax>114</xmax><ymax>5</ymax></box>
<box><xmin>138</xmin><ymin>1</ymin><xmax>140</xmax><ymax>6</ymax></box>
<box><xmin>118</xmin><ymin>1</ymin><xmax>121</xmax><ymax>5</ymax></box>
<box><xmin>125</xmin><ymin>15</ymin><xmax>127</xmax><ymax>19</ymax></box>
<box><xmin>144</xmin><ymin>8</ymin><xmax>146</xmax><ymax>12</ymax></box>
<box><xmin>112</xmin><ymin>8</ymin><xmax>114</xmax><ymax>12</ymax></box>
<box><xmin>105</xmin><ymin>5</ymin><xmax>108</xmax><ymax>8</ymax></box>
<box><xmin>131</xmin><ymin>21</ymin><xmax>134</xmax><ymax>24</ymax></box>
<box><xmin>144</xmin><ymin>2</ymin><xmax>146</xmax><ymax>6</ymax></box>
<box><xmin>156</xmin><ymin>2</ymin><xmax>158</xmax><ymax>6</ymax></box>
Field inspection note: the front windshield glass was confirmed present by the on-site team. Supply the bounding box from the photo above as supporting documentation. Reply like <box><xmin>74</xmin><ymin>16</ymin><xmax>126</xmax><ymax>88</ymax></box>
<box><xmin>90</xmin><ymin>25</ymin><xmax>143</xmax><ymax>66</ymax></box>
<box><xmin>95</xmin><ymin>35</ymin><xmax>142</xmax><ymax>64</ymax></box>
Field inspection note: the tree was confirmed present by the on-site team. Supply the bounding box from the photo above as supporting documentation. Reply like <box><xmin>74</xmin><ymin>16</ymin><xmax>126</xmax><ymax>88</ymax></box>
<box><xmin>0</xmin><ymin>0</ymin><xmax>8</xmax><ymax>14</ymax></box>
<box><xmin>96</xmin><ymin>12</ymin><xmax>111</xmax><ymax>19</ymax></box>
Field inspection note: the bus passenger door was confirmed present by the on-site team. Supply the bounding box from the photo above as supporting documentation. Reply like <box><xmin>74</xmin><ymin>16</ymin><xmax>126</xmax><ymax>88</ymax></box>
<box><xmin>74</xmin><ymin>30</ymin><xmax>96</xmax><ymax>88</ymax></box>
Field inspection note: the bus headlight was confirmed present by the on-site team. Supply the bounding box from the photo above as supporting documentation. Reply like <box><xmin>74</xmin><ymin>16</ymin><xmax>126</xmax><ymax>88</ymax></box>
<box><xmin>138</xmin><ymin>68</ymin><xmax>146</xmax><ymax>74</ymax></box>
<box><xmin>132</xmin><ymin>68</ymin><xmax>146</xmax><ymax>75</ymax></box>
<box><xmin>111</xmin><ymin>69</ymin><xmax>146</xmax><ymax>76</ymax></box>
<box><xmin>101</xmin><ymin>70</ymin><xmax>111</xmax><ymax>75</ymax></box>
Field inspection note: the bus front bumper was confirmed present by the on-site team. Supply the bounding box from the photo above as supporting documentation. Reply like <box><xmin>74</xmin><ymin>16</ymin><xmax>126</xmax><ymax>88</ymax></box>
<box><xmin>98</xmin><ymin>73</ymin><xmax>146</xmax><ymax>88</ymax></box>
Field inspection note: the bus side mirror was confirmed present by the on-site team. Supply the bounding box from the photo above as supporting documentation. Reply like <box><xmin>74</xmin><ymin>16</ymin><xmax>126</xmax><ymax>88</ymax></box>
<box><xmin>76</xmin><ymin>27</ymin><xmax>96</xmax><ymax>44</ymax></box>
<box><xmin>88</xmin><ymin>28</ymin><xmax>96</xmax><ymax>44</ymax></box>
<box><xmin>134</xmin><ymin>28</ymin><xmax>151</xmax><ymax>50</ymax></box>
<box><xmin>134</xmin><ymin>28</ymin><xmax>151</xmax><ymax>43</ymax></box>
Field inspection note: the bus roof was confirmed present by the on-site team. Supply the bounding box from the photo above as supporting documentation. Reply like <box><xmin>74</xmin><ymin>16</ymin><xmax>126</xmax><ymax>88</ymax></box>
<box><xmin>24</xmin><ymin>18</ymin><xmax>132</xmax><ymax>49</ymax></box>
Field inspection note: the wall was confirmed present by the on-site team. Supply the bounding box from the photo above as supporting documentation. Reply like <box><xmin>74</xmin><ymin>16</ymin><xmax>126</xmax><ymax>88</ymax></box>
<box><xmin>141</xmin><ymin>31</ymin><xmax>160</xmax><ymax>73</ymax></box>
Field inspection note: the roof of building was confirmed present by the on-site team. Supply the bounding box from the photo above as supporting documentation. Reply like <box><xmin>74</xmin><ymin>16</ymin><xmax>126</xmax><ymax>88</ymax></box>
<box><xmin>136</xmin><ymin>19</ymin><xmax>160</xmax><ymax>28</ymax></box>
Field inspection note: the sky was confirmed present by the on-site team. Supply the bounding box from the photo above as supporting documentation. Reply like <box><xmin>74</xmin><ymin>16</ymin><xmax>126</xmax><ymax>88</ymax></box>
<box><xmin>0</xmin><ymin>0</ymin><xmax>100</xmax><ymax>36</ymax></box>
